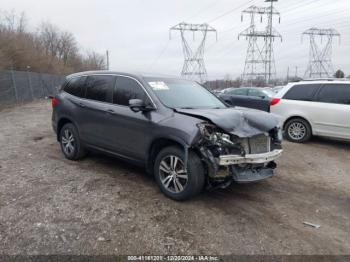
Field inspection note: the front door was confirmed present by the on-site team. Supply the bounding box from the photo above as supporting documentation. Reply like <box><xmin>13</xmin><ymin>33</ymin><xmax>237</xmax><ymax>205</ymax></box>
<box><xmin>103</xmin><ymin>75</ymin><xmax>156</xmax><ymax>161</ymax></box>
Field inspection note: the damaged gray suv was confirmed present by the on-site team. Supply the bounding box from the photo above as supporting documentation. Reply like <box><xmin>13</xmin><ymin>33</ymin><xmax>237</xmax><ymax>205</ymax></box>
<box><xmin>52</xmin><ymin>71</ymin><xmax>283</xmax><ymax>200</ymax></box>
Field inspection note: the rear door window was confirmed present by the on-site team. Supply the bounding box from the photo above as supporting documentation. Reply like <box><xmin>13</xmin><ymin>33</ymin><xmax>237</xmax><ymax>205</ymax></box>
<box><xmin>283</xmin><ymin>84</ymin><xmax>320</xmax><ymax>101</ymax></box>
<box><xmin>229</xmin><ymin>88</ymin><xmax>248</xmax><ymax>96</ymax></box>
<box><xmin>113</xmin><ymin>76</ymin><xmax>149</xmax><ymax>106</ymax></box>
<box><xmin>85</xmin><ymin>75</ymin><xmax>116</xmax><ymax>103</ymax></box>
<box><xmin>317</xmin><ymin>84</ymin><xmax>350</xmax><ymax>105</ymax></box>
<box><xmin>248</xmin><ymin>89</ymin><xmax>264</xmax><ymax>97</ymax></box>
<box><xmin>64</xmin><ymin>76</ymin><xmax>87</xmax><ymax>97</ymax></box>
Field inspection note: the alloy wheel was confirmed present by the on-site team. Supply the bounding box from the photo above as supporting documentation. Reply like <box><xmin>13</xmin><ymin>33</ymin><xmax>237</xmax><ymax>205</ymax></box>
<box><xmin>61</xmin><ymin>129</ymin><xmax>75</xmax><ymax>156</ymax></box>
<box><xmin>159</xmin><ymin>155</ymin><xmax>188</xmax><ymax>193</ymax></box>
<box><xmin>288</xmin><ymin>122</ymin><xmax>306</xmax><ymax>141</ymax></box>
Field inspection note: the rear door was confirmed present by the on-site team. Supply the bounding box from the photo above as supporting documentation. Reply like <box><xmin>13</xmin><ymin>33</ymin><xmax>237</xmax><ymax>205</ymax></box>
<box><xmin>78</xmin><ymin>74</ymin><xmax>116</xmax><ymax>148</ymax></box>
<box><xmin>313</xmin><ymin>83</ymin><xmax>350</xmax><ymax>139</ymax></box>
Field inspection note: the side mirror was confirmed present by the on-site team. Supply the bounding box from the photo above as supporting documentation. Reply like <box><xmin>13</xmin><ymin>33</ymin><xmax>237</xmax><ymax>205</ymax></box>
<box><xmin>129</xmin><ymin>99</ymin><xmax>154</xmax><ymax>113</ymax></box>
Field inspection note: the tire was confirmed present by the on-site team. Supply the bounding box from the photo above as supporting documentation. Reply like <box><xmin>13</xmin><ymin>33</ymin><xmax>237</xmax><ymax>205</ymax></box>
<box><xmin>154</xmin><ymin>146</ymin><xmax>205</xmax><ymax>201</ymax></box>
<box><xmin>284</xmin><ymin>118</ymin><xmax>312</xmax><ymax>143</ymax></box>
<box><xmin>59</xmin><ymin>123</ymin><xmax>86</xmax><ymax>160</ymax></box>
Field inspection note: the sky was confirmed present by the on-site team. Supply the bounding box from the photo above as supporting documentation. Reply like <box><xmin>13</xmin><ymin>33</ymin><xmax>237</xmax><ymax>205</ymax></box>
<box><xmin>1</xmin><ymin>0</ymin><xmax>350</xmax><ymax>80</ymax></box>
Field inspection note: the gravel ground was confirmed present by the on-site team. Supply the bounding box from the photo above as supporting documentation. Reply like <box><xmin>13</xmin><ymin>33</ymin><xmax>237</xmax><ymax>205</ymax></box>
<box><xmin>0</xmin><ymin>101</ymin><xmax>349</xmax><ymax>255</ymax></box>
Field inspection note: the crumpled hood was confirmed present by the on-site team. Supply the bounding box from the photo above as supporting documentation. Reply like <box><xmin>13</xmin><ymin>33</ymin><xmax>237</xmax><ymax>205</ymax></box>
<box><xmin>175</xmin><ymin>107</ymin><xmax>278</xmax><ymax>137</ymax></box>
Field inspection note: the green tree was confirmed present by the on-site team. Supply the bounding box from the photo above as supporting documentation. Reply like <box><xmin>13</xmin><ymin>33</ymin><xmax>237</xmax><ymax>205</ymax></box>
<box><xmin>334</xmin><ymin>69</ymin><xmax>345</xmax><ymax>78</ymax></box>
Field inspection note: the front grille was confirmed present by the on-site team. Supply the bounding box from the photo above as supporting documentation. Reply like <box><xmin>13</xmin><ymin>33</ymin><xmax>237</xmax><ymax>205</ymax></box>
<box><xmin>240</xmin><ymin>134</ymin><xmax>271</xmax><ymax>154</ymax></box>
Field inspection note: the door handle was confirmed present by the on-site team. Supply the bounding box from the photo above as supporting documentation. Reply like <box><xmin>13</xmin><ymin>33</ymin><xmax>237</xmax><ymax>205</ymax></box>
<box><xmin>79</xmin><ymin>102</ymin><xmax>86</xmax><ymax>108</ymax></box>
<box><xmin>106</xmin><ymin>109</ymin><xmax>116</xmax><ymax>115</ymax></box>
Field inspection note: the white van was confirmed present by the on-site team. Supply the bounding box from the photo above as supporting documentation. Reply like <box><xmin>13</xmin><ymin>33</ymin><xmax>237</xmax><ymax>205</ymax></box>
<box><xmin>270</xmin><ymin>80</ymin><xmax>350</xmax><ymax>143</ymax></box>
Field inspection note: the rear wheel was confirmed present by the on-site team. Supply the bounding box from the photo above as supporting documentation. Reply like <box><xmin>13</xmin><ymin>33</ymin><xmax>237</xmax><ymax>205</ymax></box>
<box><xmin>284</xmin><ymin>118</ymin><xmax>312</xmax><ymax>143</ymax></box>
<box><xmin>59</xmin><ymin>123</ymin><xmax>86</xmax><ymax>160</ymax></box>
<box><xmin>154</xmin><ymin>146</ymin><xmax>205</xmax><ymax>201</ymax></box>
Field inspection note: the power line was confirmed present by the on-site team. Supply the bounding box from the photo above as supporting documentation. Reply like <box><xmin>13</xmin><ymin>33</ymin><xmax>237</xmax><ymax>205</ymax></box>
<box><xmin>185</xmin><ymin>0</ymin><xmax>221</xmax><ymax>21</ymax></box>
<box><xmin>148</xmin><ymin>40</ymin><xmax>170</xmax><ymax>70</ymax></box>
<box><xmin>207</xmin><ymin>0</ymin><xmax>256</xmax><ymax>23</ymax></box>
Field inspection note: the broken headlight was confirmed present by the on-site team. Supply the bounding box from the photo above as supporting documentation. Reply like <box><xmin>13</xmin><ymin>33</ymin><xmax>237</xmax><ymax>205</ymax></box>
<box><xmin>197</xmin><ymin>122</ymin><xmax>246</xmax><ymax>157</ymax></box>
<box><xmin>197</xmin><ymin>122</ymin><xmax>232</xmax><ymax>145</ymax></box>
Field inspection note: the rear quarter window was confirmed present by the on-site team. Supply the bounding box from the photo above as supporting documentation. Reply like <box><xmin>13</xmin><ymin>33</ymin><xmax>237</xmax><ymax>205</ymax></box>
<box><xmin>283</xmin><ymin>84</ymin><xmax>320</xmax><ymax>101</ymax></box>
<box><xmin>317</xmin><ymin>84</ymin><xmax>350</xmax><ymax>105</ymax></box>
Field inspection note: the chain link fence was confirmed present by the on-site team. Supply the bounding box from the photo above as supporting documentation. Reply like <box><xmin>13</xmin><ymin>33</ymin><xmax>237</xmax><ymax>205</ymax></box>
<box><xmin>0</xmin><ymin>70</ymin><xmax>65</xmax><ymax>108</ymax></box>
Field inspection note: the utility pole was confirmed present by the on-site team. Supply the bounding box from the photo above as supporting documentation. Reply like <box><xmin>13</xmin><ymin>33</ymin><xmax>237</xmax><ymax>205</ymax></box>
<box><xmin>295</xmin><ymin>66</ymin><xmax>298</xmax><ymax>78</ymax></box>
<box><xmin>170</xmin><ymin>22</ymin><xmax>217</xmax><ymax>83</ymax></box>
<box><xmin>302</xmin><ymin>28</ymin><xmax>340</xmax><ymax>78</ymax></box>
<box><xmin>286</xmin><ymin>66</ymin><xmax>289</xmax><ymax>82</ymax></box>
<box><xmin>106</xmin><ymin>50</ymin><xmax>110</xmax><ymax>70</ymax></box>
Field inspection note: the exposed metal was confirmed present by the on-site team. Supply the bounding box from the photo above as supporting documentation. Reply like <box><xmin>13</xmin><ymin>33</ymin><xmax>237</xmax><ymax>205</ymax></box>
<box><xmin>302</xmin><ymin>28</ymin><xmax>341</xmax><ymax>79</ymax></box>
<box><xmin>239</xmin><ymin>1</ymin><xmax>282</xmax><ymax>85</ymax></box>
<box><xmin>218</xmin><ymin>149</ymin><xmax>283</xmax><ymax>165</ymax></box>
<box><xmin>170</xmin><ymin>22</ymin><xmax>217</xmax><ymax>83</ymax></box>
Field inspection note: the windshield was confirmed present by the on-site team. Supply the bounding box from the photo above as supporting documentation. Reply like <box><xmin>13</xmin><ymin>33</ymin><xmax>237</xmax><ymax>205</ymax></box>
<box><xmin>145</xmin><ymin>77</ymin><xmax>226</xmax><ymax>109</ymax></box>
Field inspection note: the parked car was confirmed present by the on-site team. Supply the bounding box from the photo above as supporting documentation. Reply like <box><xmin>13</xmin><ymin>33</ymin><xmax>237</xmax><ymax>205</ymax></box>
<box><xmin>211</xmin><ymin>89</ymin><xmax>222</xmax><ymax>95</ymax></box>
<box><xmin>51</xmin><ymin>71</ymin><xmax>283</xmax><ymax>200</ymax></box>
<box><xmin>219</xmin><ymin>87</ymin><xmax>275</xmax><ymax>112</ymax></box>
<box><xmin>271</xmin><ymin>86</ymin><xmax>284</xmax><ymax>94</ymax></box>
<box><xmin>271</xmin><ymin>80</ymin><xmax>350</xmax><ymax>143</ymax></box>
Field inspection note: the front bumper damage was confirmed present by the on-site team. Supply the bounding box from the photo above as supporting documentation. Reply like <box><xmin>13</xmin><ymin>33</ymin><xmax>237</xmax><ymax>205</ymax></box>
<box><xmin>194</xmin><ymin>122</ymin><xmax>283</xmax><ymax>188</ymax></box>
<box><xmin>218</xmin><ymin>149</ymin><xmax>283</xmax><ymax>165</ymax></box>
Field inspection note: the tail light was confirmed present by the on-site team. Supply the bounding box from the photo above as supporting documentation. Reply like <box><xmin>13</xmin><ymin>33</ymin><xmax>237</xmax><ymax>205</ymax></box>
<box><xmin>270</xmin><ymin>98</ymin><xmax>281</xmax><ymax>106</ymax></box>
<box><xmin>51</xmin><ymin>97</ymin><xmax>58</xmax><ymax>107</ymax></box>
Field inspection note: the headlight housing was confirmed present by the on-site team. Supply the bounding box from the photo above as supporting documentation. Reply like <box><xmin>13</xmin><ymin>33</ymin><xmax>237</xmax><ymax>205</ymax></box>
<box><xmin>197</xmin><ymin>122</ymin><xmax>232</xmax><ymax>145</ymax></box>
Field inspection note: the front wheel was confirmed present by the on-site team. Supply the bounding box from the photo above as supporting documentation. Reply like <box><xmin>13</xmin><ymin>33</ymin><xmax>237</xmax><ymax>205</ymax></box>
<box><xmin>154</xmin><ymin>146</ymin><xmax>205</xmax><ymax>201</ymax></box>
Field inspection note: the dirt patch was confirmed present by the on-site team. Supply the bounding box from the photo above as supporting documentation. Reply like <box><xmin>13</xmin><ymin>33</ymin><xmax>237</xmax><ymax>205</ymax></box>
<box><xmin>0</xmin><ymin>100</ymin><xmax>349</xmax><ymax>255</ymax></box>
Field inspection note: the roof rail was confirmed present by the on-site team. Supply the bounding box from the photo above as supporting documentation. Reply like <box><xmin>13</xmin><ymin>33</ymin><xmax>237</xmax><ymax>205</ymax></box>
<box><xmin>302</xmin><ymin>78</ymin><xmax>335</xmax><ymax>81</ymax></box>
<box><xmin>300</xmin><ymin>78</ymin><xmax>350</xmax><ymax>82</ymax></box>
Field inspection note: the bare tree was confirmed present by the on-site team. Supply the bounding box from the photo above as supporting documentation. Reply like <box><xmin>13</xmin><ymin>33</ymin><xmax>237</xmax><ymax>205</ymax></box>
<box><xmin>83</xmin><ymin>51</ymin><xmax>106</xmax><ymax>70</ymax></box>
<box><xmin>38</xmin><ymin>22</ymin><xmax>61</xmax><ymax>58</ymax></box>
<box><xmin>58</xmin><ymin>31</ymin><xmax>78</xmax><ymax>65</ymax></box>
<box><xmin>0</xmin><ymin>9</ymin><xmax>107</xmax><ymax>74</ymax></box>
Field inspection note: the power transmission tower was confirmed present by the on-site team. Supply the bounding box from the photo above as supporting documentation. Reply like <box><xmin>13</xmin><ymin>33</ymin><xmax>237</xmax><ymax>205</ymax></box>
<box><xmin>239</xmin><ymin>6</ymin><xmax>268</xmax><ymax>85</ymax></box>
<box><xmin>170</xmin><ymin>22</ymin><xmax>217</xmax><ymax>83</ymax></box>
<box><xmin>264</xmin><ymin>0</ymin><xmax>281</xmax><ymax>84</ymax></box>
<box><xmin>239</xmin><ymin>2</ymin><xmax>281</xmax><ymax>86</ymax></box>
<box><xmin>302</xmin><ymin>28</ymin><xmax>340</xmax><ymax>79</ymax></box>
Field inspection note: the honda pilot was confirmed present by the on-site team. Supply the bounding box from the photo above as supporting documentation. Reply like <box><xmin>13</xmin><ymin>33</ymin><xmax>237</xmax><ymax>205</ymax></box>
<box><xmin>51</xmin><ymin>71</ymin><xmax>283</xmax><ymax>200</ymax></box>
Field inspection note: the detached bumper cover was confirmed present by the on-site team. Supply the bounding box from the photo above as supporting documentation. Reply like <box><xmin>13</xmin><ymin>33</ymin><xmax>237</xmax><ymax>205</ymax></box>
<box><xmin>217</xmin><ymin>149</ymin><xmax>283</xmax><ymax>166</ymax></box>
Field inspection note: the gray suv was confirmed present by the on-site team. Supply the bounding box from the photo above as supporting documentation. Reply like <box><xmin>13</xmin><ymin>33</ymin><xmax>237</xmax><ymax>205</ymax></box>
<box><xmin>52</xmin><ymin>71</ymin><xmax>283</xmax><ymax>200</ymax></box>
